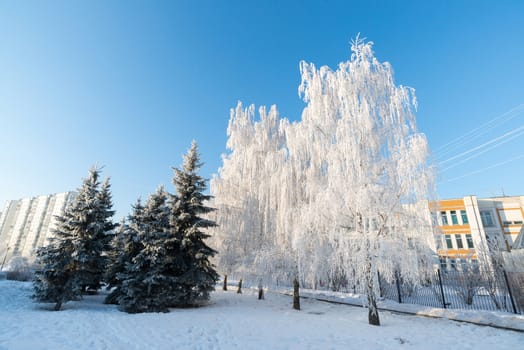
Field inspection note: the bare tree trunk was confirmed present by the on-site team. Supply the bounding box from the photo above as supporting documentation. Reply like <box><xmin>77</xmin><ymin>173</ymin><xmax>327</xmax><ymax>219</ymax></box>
<box><xmin>223</xmin><ymin>275</ymin><xmax>228</xmax><ymax>291</ymax></box>
<box><xmin>258</xmin><ymin>281</ymin><xmax>264</xmax><ymax>300</ymax></box>
<box><xmin>237</xmin><ymin>279</ymin><xmax>242</xmax><ymax>294</ymax></box>
<box><xmin>366</xmin><ymin>255</ymin><xmax>380</xmax><ymax>326</ymax></box>
<box><xmin>359</xmin><ymin>212</ymin><xmax>380</xmax><ymax>326</ymax></box>
<box><xmin>54</xmin><ymin>300</ymin><xmax>62</xmax><ymax>311</ymax></box>
<box><xmin>293</xmin><ymin>278</ymin><xmax>300</xmax><ymax>310</ymax></box>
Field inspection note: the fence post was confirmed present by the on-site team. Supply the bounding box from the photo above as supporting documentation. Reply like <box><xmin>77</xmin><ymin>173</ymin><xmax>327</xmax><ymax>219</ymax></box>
<box><xmin>395</xmin><ymin>271</ymin><xmax>402</xmax><ymax>304</ymax></box>
<box><xmin>437</xmin><ymin>269</ymin><xmax>447</xmax><ymax>309</ymax></box>
<box><xmin>377</xmin><ymin>270</ymin><xmax>383</xmax><ymax>298</ymax></box>
<box><xmin>502</xmin><ymin>270</ymin><xmax>518</xmax><ymax>314</ymax></box>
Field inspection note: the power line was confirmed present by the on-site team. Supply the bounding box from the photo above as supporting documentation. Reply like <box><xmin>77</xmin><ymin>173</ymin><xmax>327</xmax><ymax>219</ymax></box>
<box><xmin>442</xmin><ymin>154</ymin><xmax>524</xmax><ymax>183</ymax></box>
<box><xmin>434</xmin><ymin>104</ymin><xmax>524</xmax><ymax>160</ymax></box>
<box><xmin>439</xmin><ymin>123</ymin><xmax>524</xmax><ymax>166</ymax></box>
<box><xmin>440</xmin><ymin>127</ymin><xmax>524</xmax><ymax>173</ymax></box>
<box><xmin>434</xmin><ymin>104</ymin><xmax>524</xmax><ymax>183</ymax></box>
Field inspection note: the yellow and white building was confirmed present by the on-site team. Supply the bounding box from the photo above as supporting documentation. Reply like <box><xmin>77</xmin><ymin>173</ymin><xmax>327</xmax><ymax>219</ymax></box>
<box><xmin>432</xmin><ymin>195</ymin><xmax>524</xmax><ymax>271</ymax></box>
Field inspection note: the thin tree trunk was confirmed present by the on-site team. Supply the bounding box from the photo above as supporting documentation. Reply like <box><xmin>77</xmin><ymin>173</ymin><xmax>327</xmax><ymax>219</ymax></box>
<box><xmin>366</xmin><ymin>255</ymin><xmax>380</xmax><ymax>326</ymax></box>
<box><xmin>258</xmin><ymin>281</ymin><xmax>264</xmax><ymax>300</ymax></box>
<box><xmin>359</xmin><ymin>212</ymin><xmax>380</xmax><ymax>326</ymax></box>
<box><xmin>223</xmin><ymin>275</ymin><xmax>228</xmax><ymax>291</ymax></box>
<box><xmin>54</xmin><ymin>300</ymin><xmax>62</xmax><ymax>311</ymax></box>
<box><xmin>293</xmin><ymin>278</ymin><xmax>300</xmax><ymax>310</ymax></box>
<box><xmin>237</xmin><ymin>279</ymin><xmax>242</xmax><ymax>294</ymax></box>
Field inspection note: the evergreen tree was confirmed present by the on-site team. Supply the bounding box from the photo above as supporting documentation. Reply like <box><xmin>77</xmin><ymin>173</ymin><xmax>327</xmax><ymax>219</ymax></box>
<box><xmin>105</xmin><ymin>200</ymin><xmax>145</xmax><ymax>304</ymax></box>
<box><xmin>104</xmin><ymin>213</ymin><xmax>139</xmax><ymax>304</ymax></box>
<box><xmin>33</xmin><ymin>167</ymin><xmax>116</xmax><ymax>309</ymax></box>
<box><xmin>169</xmin><ymin>141</ymin><xmax>219</xmax><ymax>306</ymax></box>
<box><xmin>97</xmin><ymin>178</ymin><xmax>118</xmax><ymax>264</ymax></box>
<box><xmin>104</xmin><ymin>217</ymin><xmax>128</xmax><ymax>299</ymax></box>
<box><xmin>117</xmin><ymin>187</ymin><xmax>173</xmax><ymax>313</ymax></box>
<box><xmin>33</xmin><ymin>212</ymin><xmax>81</xmax><ymax>311</ymax></box>
<box><xmin>71</xmin><ymin>168</ymin><xmax>116</xmax><ymax>293</ymax></box>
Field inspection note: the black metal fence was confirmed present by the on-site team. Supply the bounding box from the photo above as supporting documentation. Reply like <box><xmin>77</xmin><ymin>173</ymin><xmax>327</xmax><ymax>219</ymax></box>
<box><xmin>378</xmin><ymin>269</ymin><xmax>524</xmax><ymax>314</ymax></box>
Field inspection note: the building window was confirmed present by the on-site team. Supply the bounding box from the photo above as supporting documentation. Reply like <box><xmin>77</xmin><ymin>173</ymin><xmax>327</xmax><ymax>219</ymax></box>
<box><xmin>466</xmin><ymin>234</ymin><xmax>474</xmax><ymax>248</ymax></box>
<box><xmin>450</xmin><ymin>210</ymin><xmax>458</xmax><ymax>225</ymax></box>
<box><xmin>445</xmin><ymin>235</ymin><xmax>453</xmax><ymax>249</ymax></box>
<box><xmin>460</xmin><ymin>210</ymin><xmax>468</xmax><ymax>224</ymax></box>
<box><xmin>480</xmin><ymin>211</ymin><xmax>494</xmax><ymax>227</ymax></box>
<box><xmin>455</xmin><ymin>234</ymin><xmax>464</xmax><ymax>249</ymax></box>
<box><xmin>441</xmin><ymin>211</ymin><xmax>448</xmax><ymax>225</ymax></box>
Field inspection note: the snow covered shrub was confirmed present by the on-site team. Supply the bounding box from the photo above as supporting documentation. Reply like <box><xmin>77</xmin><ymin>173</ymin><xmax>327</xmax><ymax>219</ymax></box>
<box><xmin>5</xmin><ymin>256</ymin><xmax>35</xmax><ymax>281</ymax></box>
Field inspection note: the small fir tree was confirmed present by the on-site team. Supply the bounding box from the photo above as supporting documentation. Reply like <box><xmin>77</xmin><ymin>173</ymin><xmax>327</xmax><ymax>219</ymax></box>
<box><xmin>117</xmin><ymin>188</ymin><xmax>175</xmax><ymax>313</ymax></box>
<box><xmin>97</xmin><ymin>178</ymin><xmax>118</xmax><ymax>265</ymax></box>
<box><xmin>104</xmin><ymin>217</ymin><xmax>128</xmax><ymax>301</ymax></box>
<box><xmin>169</xmin><ymin>141</ymin><xmax>219</xmax><ymax>306</ymax></box>
<box><xmin>71</xmin><ymin>168</ymin><xmax>116</xmax><ymax>293</ymax></box>
<box><xmin>104</xmin><ymin>201</ymin><xmax>144</xmax><ymax>305</ymax></box>
<box><xmin>33</xmin><ymin>167</ymin><xmax>117</xmax><ymax>309</ymax></box>
<box><xmin>33</xmin><ymin>214</ymin><xmax>81</xmax><ymax>311</ymax></box>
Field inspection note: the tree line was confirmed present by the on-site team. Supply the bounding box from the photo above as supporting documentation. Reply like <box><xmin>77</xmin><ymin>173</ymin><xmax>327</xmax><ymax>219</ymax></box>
<box><xmin>33</xmin><ymin>141</ymin><xmax>219</xmax><ymax>313</ymax></box>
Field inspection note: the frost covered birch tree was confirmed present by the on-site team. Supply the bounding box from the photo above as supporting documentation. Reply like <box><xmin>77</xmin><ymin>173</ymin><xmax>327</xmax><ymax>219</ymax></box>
<box><xmin>296</xmin><ymin>37</ymin><xmax>435</xmax><ymax>325</ymax></box>
<box><xmin>211</xmin><ymin>37</ymin><xmax>435</xmax><ymax>325</ymax></box>
<box><xmin>211</xmin><ymin>104</ymin><xmax>304</xmax><ymax>285</ymax></box>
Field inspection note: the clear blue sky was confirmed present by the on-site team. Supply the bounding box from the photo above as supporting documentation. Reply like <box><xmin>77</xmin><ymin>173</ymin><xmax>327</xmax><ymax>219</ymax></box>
<box><xmin>1</xmin><ymin>0</ymin><xmax>523</xmax><ymax>218</ymax></box>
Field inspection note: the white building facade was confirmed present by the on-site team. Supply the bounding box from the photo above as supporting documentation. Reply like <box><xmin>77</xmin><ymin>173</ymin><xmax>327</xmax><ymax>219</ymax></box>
<box><xmin>0</xmin><ymin>192</ymin><xmax>76</xmax><ymax>268</ymax></box>
<box><xmin>432</xmin><ymin>195</ymin><xmax>524</xmax><ymax>271</ymax></box>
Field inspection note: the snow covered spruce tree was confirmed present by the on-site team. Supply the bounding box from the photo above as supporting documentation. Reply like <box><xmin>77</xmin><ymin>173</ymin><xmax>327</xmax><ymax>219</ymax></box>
<box><xmin>98</xmin><ymin>178</ymin><xmax>118</xmax><ymax>257</ymax></box>
<box><xmin>71</xmin><ymin>168</ymin><xmax>117</xmax><ymax>293</ymax></box>
<box><xmin>104</xmin><ymin>200</ymin><xmax>145</xmax><ymax>304</ymax></box>
<box><xmin>169</xmin><ymin>141</ymin><xmax>219</xmax><ymax>306</ymax></box>
<box><xmin>33</xmin><ymin>214</ymin><xmax>80</xmax><ymax>311</ymax></box>
<box><xmin>117</xmin><ymin>187</ymin><xmax>174</xmax><ymax>313</ymax></box>
<box><xmin>33</xmin><ymin>167</ymin><xmax>117</xmax><ymax>309</ymax></box>
<box><xmin>211</xmin><ymin>37</ymin><xmax>435</xmax><ymax>325</ymax></box>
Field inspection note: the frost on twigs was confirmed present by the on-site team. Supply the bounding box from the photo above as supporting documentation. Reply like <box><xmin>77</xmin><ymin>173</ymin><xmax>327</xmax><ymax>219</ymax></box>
<box><xmin>210</xmin><ymin>37</ymin><xmax>436</xmax><ymax>325</ymax></box>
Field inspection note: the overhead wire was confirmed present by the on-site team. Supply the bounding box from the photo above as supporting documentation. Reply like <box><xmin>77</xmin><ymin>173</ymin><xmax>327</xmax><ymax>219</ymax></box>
<box><xmin>434</xmin><ymin>104</ymin><xmax>524</xmax><ymax>182</ymax></box>
<box><xmin>443</xmin><ymin>154</ymin><xmax>524</xmax><ymax>183</ymax></box>
<box><xmin>434</xmin><ymin>104</ymin><xmax>524</xmax><ymax>161</ymax></box>
<box><xmin>440</xmin><ymin>128</ymin><xmax>524</xmax><ymax>172</ymax></box>
<box><xmin>439</xmin><ymin>123</ymin><xmax>524</xmax><ymax>166</ymax></box>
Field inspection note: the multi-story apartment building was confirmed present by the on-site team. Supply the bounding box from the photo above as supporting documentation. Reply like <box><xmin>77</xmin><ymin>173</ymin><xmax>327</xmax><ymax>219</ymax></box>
<box><xmin>0</xmin><ymin>192</ymin><xmax>76</xmax><ymax>268</ymax></box>
<box><xmin>432</xmin><ymin>195</ymin><xmax>524</xmax><ymax>271</ymax></box>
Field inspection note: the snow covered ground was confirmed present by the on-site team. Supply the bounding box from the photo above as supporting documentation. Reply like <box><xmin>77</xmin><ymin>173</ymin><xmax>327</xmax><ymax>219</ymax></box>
<box><xmin>0</xmin><ymin>281</ymin><xmax>522</xmax><ymax>350</ymax></box>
